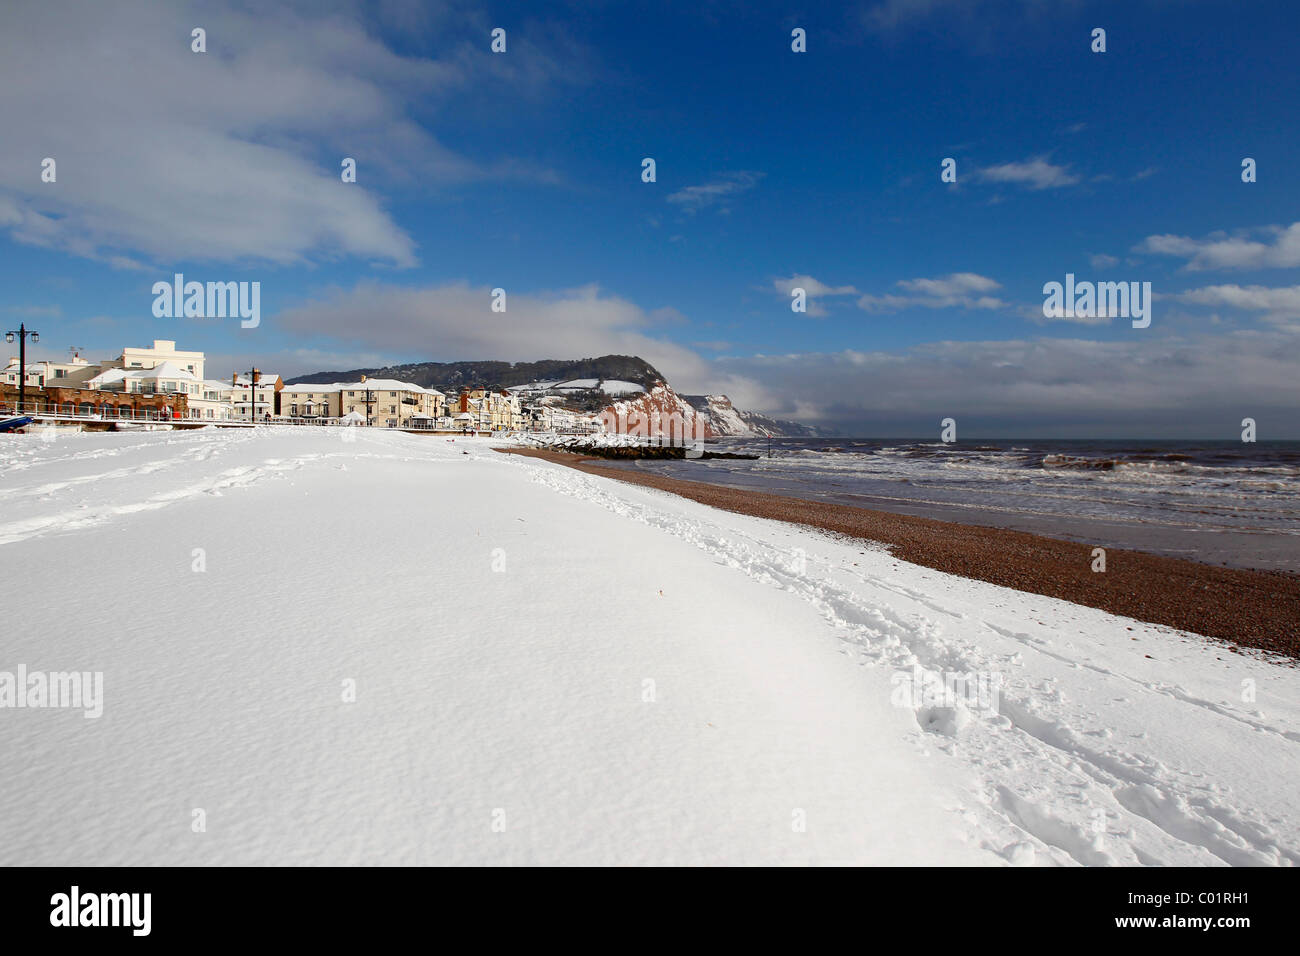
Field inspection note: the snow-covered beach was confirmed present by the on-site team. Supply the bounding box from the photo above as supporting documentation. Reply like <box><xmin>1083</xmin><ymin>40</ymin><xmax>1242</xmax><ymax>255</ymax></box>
<box><xmin>2</xmin><ymin>427</ymin><xmax>1298</xmax><ymax>866</ymax></box>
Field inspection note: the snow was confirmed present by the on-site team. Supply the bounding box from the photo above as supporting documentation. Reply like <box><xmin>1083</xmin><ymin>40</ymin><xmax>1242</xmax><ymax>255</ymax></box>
<box><xmin>281</xmin><ymin>383</ymin><xmax>342</xmax><ymax>394</ymax></box>
<box><xmin>128</xmin><ymin>361</ymin><xmax>198</xmax><ymax>382</ymax></box>
<box><xmin>512</xmin><ymin>431</ymin><xmax>654</xmax><ymax>450</ymax></box>
<box><xmin>2</xmin><ymin>427</ymin><xmax>1297</xmax><ymax>866</ymax></box>
<box><xmin>599</xmin><ymin>380</ymin><xmax>645</xmax><ymax>395</ymax></box>
<box><xmin>335</xmin><ymin>378</ymin><xmax>439</xmax><ymax>394</ymax></box>
<box><xmin>700</xmin><ymin>394</ymin><xmax>761</xmax><ymax>437</ymax></box>
<box><xmin>506</xmin><ymin>381</ymin><xmax>559</xmax><ymax>394</ymax></box>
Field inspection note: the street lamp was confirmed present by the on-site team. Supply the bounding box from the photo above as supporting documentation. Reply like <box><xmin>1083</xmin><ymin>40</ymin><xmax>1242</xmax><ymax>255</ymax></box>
<box><xmin>234</xmin><ymin>367</ymin><xmax>261</xmax><ymax>423</ymax></box>
<box><xmin>4</xmin><ymin>323</ymin><xmax>39</xmax><ymax>414</ymax></box>
<box><xmin>359</xmin><ymin>374</ymin><xmax>375</xmax><ymax>426</ymax></box>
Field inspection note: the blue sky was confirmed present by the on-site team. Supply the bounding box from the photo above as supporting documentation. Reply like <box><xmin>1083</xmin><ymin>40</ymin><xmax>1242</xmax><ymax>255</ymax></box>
<box><xmin>2</xmin><ymin>0</ymin><xmax>1298</xmax><ymax>435</ymax></box>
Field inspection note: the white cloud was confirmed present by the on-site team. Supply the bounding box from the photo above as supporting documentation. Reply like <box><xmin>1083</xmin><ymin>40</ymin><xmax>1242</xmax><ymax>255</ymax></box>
<box><xmin>274</xmin><ymin>279</ymin><xmax>771</xmax><ymax>404</ymax></box>
<box><xmin>861</xmin><ymin>0</ymin><xmax>949</xmax><ymax>30</ymax></box>
<box><xmin>972</xmin><ymin>157</ymin><xmax>1080</xmax><ymax>190</ymax></box>
<box><xmin>0</xmin><ymin>0</ymin><xmax>573</xmax><ymax>268</ymax></box>
<box><xmin>715</xmin><ymin>331</ymin><xmax>1300</xmax><ymax>435</ymax></box>
<box><xmin>1089</xmin><ymin>253</ymin><xmax>1120</xmax><ymax>270</ymax></box>
<box><xmin>857</xmin><ymin>273</ymin><xmax>1006</xmax><ymax>312</ymax></box>
<box><xmin>1173</xmin><ymin>284</ymin><xmax>1300</xmax><ymax>312</ymax></box>
<box><xmin>861</xmin><ymin>0</ymin><xmax>1087</xmax><ymax>40</ymax></box>
<box><xmin>896</xmin><ymin>273</ymin><xmax>999</xmax><ymax>297</ymax></box>
<box><xmin>3</xmin><ymin>304</ymin><xmax>62</xmax><ymax>318</ymax></box>
<box><xmin>1170</xmin><ymin>284</ymin><xmax>1300</xmax><ymax>329</ymax></box>
<box><xmin>1022</xmin><ymin>303</ymin><xmax>1113</xmax><ymax>326</ymax></box>
<box><xmin>667</xmin><ymin>172</ymin><xmax>763</xmax><ymax>211</ymax></box>
<box><xmin>771</xmin><ymin>275</ymin><xmax>857</xmax><ymax>298</ymax></box>
<box><xmin>771</xmin><ymin>274</ymin><xmax>858</xmax><ymax>316</ymax></box>
<box><xmin>1135</xmin><ymin>223</ymin><xmax>1300</xmax><ymax>271</ymax></box>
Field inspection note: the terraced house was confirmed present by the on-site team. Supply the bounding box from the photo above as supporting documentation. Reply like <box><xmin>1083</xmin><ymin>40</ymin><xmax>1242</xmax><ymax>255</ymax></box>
<box><xmin>452</xmin><ymin>388</ymin><xmax>524</xmax><ymax>431</ymax></box>
<box><xmin>339</xmin><ymin>378</ymin><xmax>447</xmax><ymax>428</ymax></box>
<box><xmin>230</xmin><ymin>372</ymin><xmax>283</xmax><ymax>421</ymax></box>
<box><xmin>280</xmin><ymin>383</ymin><xmax>342</xmax><ymax>420</ymax></box>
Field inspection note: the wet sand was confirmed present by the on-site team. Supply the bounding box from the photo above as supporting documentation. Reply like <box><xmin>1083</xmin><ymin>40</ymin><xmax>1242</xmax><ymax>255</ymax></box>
<box><xmin>500</xmin><ymin>447</ymin><xmax>1300</xmax><ymax>660</ymax></box>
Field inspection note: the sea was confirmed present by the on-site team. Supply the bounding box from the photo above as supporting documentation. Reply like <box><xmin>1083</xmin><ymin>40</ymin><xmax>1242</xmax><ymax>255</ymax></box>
<box><xmin>597</xmin><ymin>438</ymin><xmax>1300</xmax><ymax>572</ymax></box>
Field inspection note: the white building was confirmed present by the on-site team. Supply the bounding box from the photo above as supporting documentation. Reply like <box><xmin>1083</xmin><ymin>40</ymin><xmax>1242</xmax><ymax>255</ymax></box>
<box><xmin>3</xmin><ymin>350</ymin><xmax>99</xmax><ymax>389</ymax></box>
<box><xmin>230</xmin><ymin>373</ymin><xmax>282</xmax><ymax>422</ymax></box>
<box><xmin>111</xmin><ymin>340</ymin><xmax>205</xmax><ymax>380</ymax></box>
<box><xmin>337</xmin><ymin>379</ymin><xmax>445</xmax><ymax>428</ymax></box>
<box><xmin>279</xmin><ymin>384</ymin><xmax>342</xmax><ymax>420</ymax></box>
<box><xmin>191</xmin><ymin>380</ymin><xmax>237</xmax><ymax>421</ymax></box>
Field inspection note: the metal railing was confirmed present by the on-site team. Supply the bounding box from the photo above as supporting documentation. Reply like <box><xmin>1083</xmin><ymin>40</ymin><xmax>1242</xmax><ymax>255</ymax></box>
<box><xmin>271</xmin><ymin>416</ymin><xmax>346</xmax><ymax>426</ymax></box>
<box><xmin>2</xmin><ymin>401</ymin><xmax>188</xmax><ymax>422</ymax></box>
<box><xmin>4</xmin><ymin>402</ymin><xmax>599</xmax><ymax>434</ymax></box>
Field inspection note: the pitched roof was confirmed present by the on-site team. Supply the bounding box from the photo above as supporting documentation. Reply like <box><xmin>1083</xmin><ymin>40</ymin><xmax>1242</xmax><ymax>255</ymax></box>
<box><xmin>86</xmin><ymin>368</ymin><xmax>133</xmax><ymax>387</ymax></box>
<box><xmin>281</xmin><ymin>383</ymin><xmax>342</xmax><ymax>393</ymax></box>
<box><xmin>337</xmin><ymin>378</ymin><xmax>436</xmax><ymax>394</ymax></box>
<box><xmin>233</xmin><ymin>373</ymin><xmax>281</xmax><ymax>386</ymax></box>
<box><xmin>132</xmin><ymin>361</ymin><xmax>197</xmax><ymax>381</ymax></box>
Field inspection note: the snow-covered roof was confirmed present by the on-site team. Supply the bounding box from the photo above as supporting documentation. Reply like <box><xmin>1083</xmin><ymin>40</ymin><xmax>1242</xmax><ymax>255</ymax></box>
<box><xmin>133</xmin><ymin>361</ymin><xmax>197</xmax><ymax>381</ymax></box>
<box><xmin>337</xmin><ymin>379</ymin><xmax>433</xmax><ymax>393</ymax></box>
<box><xmin>86</xmin><ymin>368</ymin><xmax>132</xmax><ymax>387</ymax></box>
<box><xmin>233</xmin><ymin>373</ymin><xmax>281</xmax><ymax>386</ymax></box>
<box><xmin>281</xmin><ymin>383</ymin><xmax>343</xmax><ymax>394</ymax></box>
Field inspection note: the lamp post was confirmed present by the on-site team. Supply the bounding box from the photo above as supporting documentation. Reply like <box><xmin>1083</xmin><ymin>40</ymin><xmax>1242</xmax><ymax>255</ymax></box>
<box><xmin>234</xmin><ymin>367</ymin><xmax>261</xmax><ymax>423</ymax></box>
<box><xmin>4</xmin><ymin>323</ymin><xmax>39</xmax><ymax>414</ymax></box>
<box><xmin>359</xmin><ymin>374</ymin><xmax>375</xmax><ymax>427</ymax></box>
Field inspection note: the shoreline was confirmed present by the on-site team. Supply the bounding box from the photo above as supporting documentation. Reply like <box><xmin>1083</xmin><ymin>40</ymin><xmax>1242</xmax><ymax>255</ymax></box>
<box><xmin>500</xmin><ymin>446</ymin><xmax>1300</xmax><ymax>660</ymax></box>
